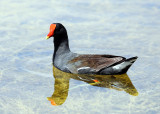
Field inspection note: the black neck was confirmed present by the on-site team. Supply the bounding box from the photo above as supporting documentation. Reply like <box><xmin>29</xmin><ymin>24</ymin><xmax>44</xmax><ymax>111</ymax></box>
<box><xmin>53</xmin><ymin>35</ymin><xmax>70</xmax><ymax>60</ymax></box>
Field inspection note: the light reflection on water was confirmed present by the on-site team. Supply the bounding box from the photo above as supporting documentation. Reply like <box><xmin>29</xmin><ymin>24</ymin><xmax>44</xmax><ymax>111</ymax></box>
<box><xmin>47</xmin><ymin>66</ymin><xmax>138</xmax><ymax>106</ymax></box>
<box><xmin>0</xmin><ymin>0</ymin><xmax>160</xmax><ymax>113</ymax></box>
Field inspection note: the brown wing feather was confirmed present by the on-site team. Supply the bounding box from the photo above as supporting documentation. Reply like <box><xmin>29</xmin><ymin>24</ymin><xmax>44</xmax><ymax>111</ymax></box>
<box><xmin>69</xmin><ymin>54</ymin><xmax>125</xmax><ymax>72</ymax></box>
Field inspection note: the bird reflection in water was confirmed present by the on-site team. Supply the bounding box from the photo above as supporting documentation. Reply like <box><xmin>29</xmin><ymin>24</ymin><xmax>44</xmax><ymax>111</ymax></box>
<box><xmin>47</xmin><ymin>66</ymin><xmax>138</xmax><ymax>106</ymax></box>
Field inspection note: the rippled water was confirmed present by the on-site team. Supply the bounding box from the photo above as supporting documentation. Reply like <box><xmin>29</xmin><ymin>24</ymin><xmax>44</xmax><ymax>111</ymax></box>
<box><xmin>0</xmin><ymin>0</ymin><xmax>160</xmax><ymax>113</ymax></box>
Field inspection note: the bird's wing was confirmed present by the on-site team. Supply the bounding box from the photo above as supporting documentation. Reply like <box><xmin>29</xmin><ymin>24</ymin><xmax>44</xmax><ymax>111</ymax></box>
<box><xmin>67</xmin><ymin>54</ymin><xmax>126</xmax><ymax>74</ymax></box>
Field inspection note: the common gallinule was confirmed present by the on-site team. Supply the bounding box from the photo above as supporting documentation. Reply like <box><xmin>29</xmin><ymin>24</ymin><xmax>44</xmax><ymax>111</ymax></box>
<box><xmin>46</xmin><ymin>23</ymin><xmax>138</xmax><ymax>75</ymax></box>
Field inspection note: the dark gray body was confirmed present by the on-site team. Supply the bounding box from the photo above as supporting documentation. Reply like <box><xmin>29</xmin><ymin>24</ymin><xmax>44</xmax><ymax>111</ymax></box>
<box><xmin>53</xmin><ymin>51</ymin><xmax>137</xmax><ymax>75</ymax></box>
<box><xmin>51</xmin><ymin>23</ymin><xmax>138</xmax><ymax>75</ymax></box>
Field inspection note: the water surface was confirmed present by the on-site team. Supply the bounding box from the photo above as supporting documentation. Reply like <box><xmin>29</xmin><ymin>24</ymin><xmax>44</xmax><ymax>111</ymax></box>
<box><xmin>0</xmin><ymin>0</ymin><xmax>160</xmax><ymax>113</ymax></box>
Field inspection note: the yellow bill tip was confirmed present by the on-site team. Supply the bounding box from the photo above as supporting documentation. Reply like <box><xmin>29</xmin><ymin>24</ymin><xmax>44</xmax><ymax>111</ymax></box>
<box><xmin>46</xmin><ymin>36</ymin><xmax>50</xmax><ymax>40</ymax></box>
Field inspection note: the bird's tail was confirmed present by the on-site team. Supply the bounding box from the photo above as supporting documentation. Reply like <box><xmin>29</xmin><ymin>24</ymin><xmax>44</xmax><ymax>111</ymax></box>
<box><xmin>112</xmin><ymin>56</ymin><xmax>138</xmax><ymax>73</ymax></box>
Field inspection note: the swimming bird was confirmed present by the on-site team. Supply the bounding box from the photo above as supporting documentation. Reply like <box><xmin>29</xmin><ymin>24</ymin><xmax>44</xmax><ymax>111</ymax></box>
<box><xmin>46</xmin><ymin>23</ymin><xmax>138</xmax><ymax>75</ymax></box>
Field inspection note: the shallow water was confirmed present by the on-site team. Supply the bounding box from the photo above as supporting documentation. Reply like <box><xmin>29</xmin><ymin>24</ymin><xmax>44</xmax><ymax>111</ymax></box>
<box><xmin>0</xmin><ymin>0</ymin><xmax>160</xmax><ymax>113</ymax></box>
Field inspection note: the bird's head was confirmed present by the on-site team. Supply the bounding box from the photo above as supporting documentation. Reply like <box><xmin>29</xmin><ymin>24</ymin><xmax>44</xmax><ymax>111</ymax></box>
<box><xmin>46</xmin><ymin>23</ymin><xmax>67</xmax><ymax>40</ymax></box>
